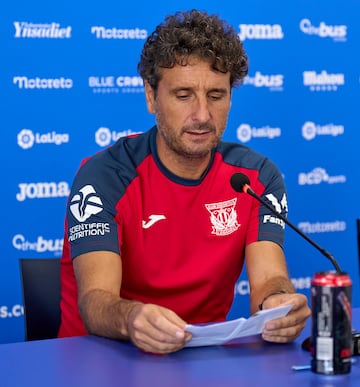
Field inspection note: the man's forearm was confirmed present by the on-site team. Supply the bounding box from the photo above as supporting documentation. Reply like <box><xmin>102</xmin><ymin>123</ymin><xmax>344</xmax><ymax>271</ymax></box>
<box><xmin>79</xmin><ymin>288</ymin><xmax>142</xmax><ymax>340</ymax></box>
<box><xmin>250</xmin><ymin>276</ymin><xmax>295</xmax><ymax>314</ymax></box>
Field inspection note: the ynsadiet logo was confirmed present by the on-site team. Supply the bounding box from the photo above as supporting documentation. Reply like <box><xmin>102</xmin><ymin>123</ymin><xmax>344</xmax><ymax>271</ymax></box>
<box><xmin>17</xmin><ymin>128</ymin><xmax>69</xmax><ymax>149</ymax></box>
<box><xmin>14</xmin><ymin>21</ymin><xmax>72</xmax><ymax>38</ymax></box>
<box><xmin>70</xmin><ymin>185</ymin><xmax>103</xmax><ymax>222</ymax></box>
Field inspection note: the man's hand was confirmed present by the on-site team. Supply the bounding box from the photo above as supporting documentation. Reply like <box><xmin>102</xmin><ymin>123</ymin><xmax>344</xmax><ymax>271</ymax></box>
<box><xmin>261</xmin><ymin>293</ymin><xmax>311</xmax><ymax>343</ymax></box>
<box><xmin>126</xmin><ymin>303</ymin><xmax>192</xmax><ymax>354</ymax></box>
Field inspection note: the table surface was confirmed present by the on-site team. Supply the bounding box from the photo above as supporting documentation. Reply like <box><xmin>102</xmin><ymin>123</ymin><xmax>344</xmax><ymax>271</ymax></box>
<box><xmin>1</xmin><ymin>309</ymin><xmax>359</xmax><ymax>387</ymax></box>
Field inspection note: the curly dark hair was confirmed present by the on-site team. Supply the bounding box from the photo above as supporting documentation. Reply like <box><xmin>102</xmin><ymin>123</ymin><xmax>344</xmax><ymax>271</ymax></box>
<box><xmin>138</xmin><ymin>9</ymin><xmax>248</xmax><ymax>90</ymax></box>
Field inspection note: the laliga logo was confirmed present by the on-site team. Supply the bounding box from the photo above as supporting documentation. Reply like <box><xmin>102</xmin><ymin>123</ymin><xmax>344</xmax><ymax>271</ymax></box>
<box><xmin>237</xmin><ymin>123</ymin><xmax>281</xmax><ymax>143</ymax></box>
<box><xmin>70</xmin><ymin>185</ymin><xmax>104</xmax><ymax>222</ymax></box>
<box><xmin>17</xmin><ymin>129</ymin><xmax>34</xmax><ymax>149</ymax></box>
<box><xmin>17</xmin><ymin>128</ymin><xmax>69</xmax><ymax>149</ymax></box>
<box><xmin>302</xmin><ymin>121</ymin><xmax>345</xmax><ymax>140</ymax></box>
<box><xmin>95</xmin><ymin>127</ymin><xmax>142</xmax><ymax>147</ymax></box>
<box><xmin>95</xmin><ymin>127</ymin><xmax>112</xmax><ymax>147</ymax></box>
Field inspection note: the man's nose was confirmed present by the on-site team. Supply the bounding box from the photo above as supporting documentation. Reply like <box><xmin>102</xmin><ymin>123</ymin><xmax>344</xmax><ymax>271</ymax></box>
<box><xmin>192</xmin><ymin>96</ymin><xmax>211</xmax><ymax>123</ymax></box>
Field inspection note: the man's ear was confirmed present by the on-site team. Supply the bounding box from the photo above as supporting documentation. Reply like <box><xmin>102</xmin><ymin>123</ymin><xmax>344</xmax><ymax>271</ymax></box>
<box><xmin>144</xmin><ymin>81</ymin><xmax>156</xmax><ymax>114</ymax></box>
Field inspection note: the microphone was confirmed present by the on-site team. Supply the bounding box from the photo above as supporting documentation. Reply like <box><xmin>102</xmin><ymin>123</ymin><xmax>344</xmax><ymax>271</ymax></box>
<box><xmin>230</xmin><ymin>172</ymin><xmax>342</xmax><ymax>273</ymax></box>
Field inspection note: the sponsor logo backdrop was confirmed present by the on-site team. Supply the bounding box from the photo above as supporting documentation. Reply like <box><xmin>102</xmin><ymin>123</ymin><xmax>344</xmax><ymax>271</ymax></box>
<box><xmin>1</xmin><ymin>0</ymin><xmax>359</xmax><ymax>343</ymax></box>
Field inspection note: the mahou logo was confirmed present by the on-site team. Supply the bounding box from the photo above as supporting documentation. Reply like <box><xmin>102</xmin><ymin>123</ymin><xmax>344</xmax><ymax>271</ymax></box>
<box><xmin>303</xmin><ymin>70</ymin><xmax>344</xmax><ymax>91</ymax></box>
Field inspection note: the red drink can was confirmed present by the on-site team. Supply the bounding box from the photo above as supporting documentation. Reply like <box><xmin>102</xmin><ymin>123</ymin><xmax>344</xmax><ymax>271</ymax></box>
<box><xmin>311</xmin><ymin>271</ymin><xmax>352</xmax><ymax>374</ymax></box>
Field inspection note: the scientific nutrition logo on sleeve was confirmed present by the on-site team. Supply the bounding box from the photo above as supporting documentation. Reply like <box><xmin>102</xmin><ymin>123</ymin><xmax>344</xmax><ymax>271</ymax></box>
<box><xmin>68</xmin><ymin>185</ymin><xmax>111</xmax><ymax>242</ymax></box>
<box><xmin>70</xmin><ymin>185</ymin><xmax>103</xmax><ymax>222</ymax></box>
<box><xmin>17</xmin><ymin>128</ymin><xmax>69</xmax><ymax>149</ymax></box>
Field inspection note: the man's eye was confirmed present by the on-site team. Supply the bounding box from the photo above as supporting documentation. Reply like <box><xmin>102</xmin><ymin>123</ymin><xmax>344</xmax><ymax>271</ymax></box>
<box><xmin>209</xmin><ymin>94</ymin><xmax>223</xmax><ymax>100</ymax></box>
<box><xmin>177</xmin><ymin>94</ymin><xmax>189</xmax><ymax>99</ymax></box>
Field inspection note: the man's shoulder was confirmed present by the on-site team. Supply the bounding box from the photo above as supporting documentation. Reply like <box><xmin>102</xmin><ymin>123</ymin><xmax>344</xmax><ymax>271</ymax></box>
<box><xmin>216</xmin><ymin>140</ymin><xmax>269</xmax><ymax>169</ymax></box>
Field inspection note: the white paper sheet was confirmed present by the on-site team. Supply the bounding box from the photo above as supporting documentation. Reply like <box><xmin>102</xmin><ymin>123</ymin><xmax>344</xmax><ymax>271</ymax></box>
<box><xmin>184</xmin><ymin>304</ymin><xmax>293</xmax><ymax>347</ymax></box>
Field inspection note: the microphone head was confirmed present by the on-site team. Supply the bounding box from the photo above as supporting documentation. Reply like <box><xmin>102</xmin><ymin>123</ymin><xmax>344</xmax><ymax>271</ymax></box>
<box><xmin>230</xmin><ymin>173</ymin><xmax>251</xmax><ymax>193</ymax></box>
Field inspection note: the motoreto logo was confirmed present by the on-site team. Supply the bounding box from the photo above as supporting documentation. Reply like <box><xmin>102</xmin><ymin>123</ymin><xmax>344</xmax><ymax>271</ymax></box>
<box><xmin>90</xmin><ymin>25</ymin><xmax>148</xmax><ymax>39</ymax></box>
<box><xmin>13</xmin><ymin>76</ymin><xmax>73</xmax><ymax>89</ymax></box>
<box><xmin>70</xmin><ymin>185</ymin><xmax>103</xmax><ymax>222</ymax></box>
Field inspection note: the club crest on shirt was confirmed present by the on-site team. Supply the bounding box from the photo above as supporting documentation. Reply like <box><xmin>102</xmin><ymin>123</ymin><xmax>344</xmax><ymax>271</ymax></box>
<box><xmin>205</xmin><ymin>198</ymin><xmax>240</xmax><ymax>236</ymax></box>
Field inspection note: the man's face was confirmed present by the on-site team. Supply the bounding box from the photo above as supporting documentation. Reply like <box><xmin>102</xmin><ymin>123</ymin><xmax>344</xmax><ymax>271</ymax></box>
<box><xmin>145</xmin><ymin>57</ymin><xmax>231</xmax><ymax>162</ymax></box>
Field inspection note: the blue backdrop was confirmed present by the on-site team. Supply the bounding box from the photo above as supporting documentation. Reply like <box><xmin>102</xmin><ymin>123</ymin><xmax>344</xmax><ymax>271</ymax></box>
<box><xmin>1</xmin><ymin>0</ymin><xmax>359</xmax><ymax>343</ymax></box>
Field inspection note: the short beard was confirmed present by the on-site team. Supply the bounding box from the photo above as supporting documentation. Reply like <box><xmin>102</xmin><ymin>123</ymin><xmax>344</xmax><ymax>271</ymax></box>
<box><xmin>156</xmin><ymin>117</ymin><xmax>222</xmax><ymax>159</ymax></box>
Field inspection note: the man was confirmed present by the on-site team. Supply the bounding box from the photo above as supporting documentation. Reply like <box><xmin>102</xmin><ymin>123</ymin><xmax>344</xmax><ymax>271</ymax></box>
<box><xmin>59</xmin><ymin>9</ymin><xmax>310</xmax><ymax>354</ymax></box>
